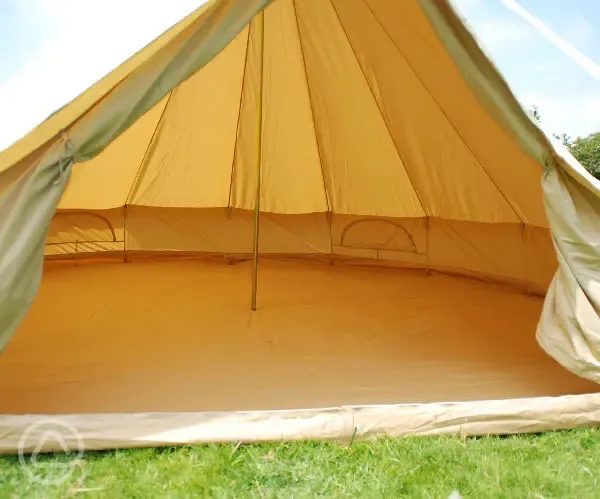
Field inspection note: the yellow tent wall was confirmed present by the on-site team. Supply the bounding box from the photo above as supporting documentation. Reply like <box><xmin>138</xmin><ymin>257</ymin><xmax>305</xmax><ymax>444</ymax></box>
<box><xmin>27</xmin><ymin>0</ymin><xmax>557</xmax><ymax>287</ymax></box>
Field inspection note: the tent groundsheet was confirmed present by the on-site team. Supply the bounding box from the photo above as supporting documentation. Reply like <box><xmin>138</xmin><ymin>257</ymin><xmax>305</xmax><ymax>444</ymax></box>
<box><xmin>0</xmin><ymin>258</ymin><xmax>598</xmax><ymax>452</ymax></box>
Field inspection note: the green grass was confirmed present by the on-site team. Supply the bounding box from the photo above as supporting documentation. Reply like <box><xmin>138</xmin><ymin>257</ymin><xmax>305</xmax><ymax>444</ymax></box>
<box><xmin>1</xmin><ymin>429</ymin><xmax>599</xmax><ymax>498</ymax></box>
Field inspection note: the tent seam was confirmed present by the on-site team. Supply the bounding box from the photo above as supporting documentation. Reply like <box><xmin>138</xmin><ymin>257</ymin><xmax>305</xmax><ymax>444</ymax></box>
<box><xmin>228</xmin><ymin>25</ymin><xmax>253</xmax><ymax>212</ymax></box>
<box><xmin>359</xmin><ymin>0</ymin><xmax>523</xmax><ymax>223</ymax></box>
<box><xmin>122</xmin><ymin>90</ymin><xmax>174</xmax><ymax>254</ymax></box>
<box><xmin>124</xmin><ymin>91</ymin><xmax>174</xmax><ymax>205</ymax></box>
<box><xmin>329</xmin><ymin>0</ymin><xmax>429</xmax><ymax>218</ymax></box>
<box><xmin>292</xmin><ymin>0</ymin><xmax>334</xmax><ymax>254</ymax></box>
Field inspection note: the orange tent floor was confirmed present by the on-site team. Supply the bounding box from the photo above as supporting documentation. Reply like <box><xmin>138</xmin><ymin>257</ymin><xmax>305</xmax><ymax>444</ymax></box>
<box><xmin>0</xmin><ymin>258</ymin><xmax>596</xmax><ymax>415</ymax></box>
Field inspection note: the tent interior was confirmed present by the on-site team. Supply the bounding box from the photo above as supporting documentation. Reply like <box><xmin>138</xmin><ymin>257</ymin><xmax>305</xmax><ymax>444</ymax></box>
<box><xmin>0</xmin><ymin>256</ymin><xmax>598</xmax><ymax>417</ymax></box>
<box><xmin>0</xmin><ymin>0</ymin><xmax>598</xmax><ymax>437</ymax></box>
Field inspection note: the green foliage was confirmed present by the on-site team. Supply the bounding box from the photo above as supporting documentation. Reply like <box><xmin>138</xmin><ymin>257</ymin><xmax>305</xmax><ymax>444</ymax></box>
<box><xmin>530</xmin><ymin>106</ymin><xmax>600</xmax><ymax>180</ymax></box>
<box><xmin>553</xmin><ymin>132</ymin><xmax>573</xmax><ymax>148</ymax></box>
<box><xmin>1</xmin><ymin>430</ymin><xmax>600</xmax><ymax>498</ymax></box>
<box><xmin>569</xmin><ymin>133</ymin><xmax>600</xmax><ymax>179</ymax></box>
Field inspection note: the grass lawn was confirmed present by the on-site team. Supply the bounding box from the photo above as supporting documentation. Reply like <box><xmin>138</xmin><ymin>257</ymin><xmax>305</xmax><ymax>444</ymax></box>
<box><xmin>1</xmin><ymin>428</ymin><xmax>599</xmax><ymax>498</ymax></box>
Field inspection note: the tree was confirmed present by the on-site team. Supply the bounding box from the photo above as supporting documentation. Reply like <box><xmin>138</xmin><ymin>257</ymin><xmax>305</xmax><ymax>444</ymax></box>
<box><xmin>569</xmin><ymin>133</ymin><xmax>600</xmax><ymax>179</ymax></box>
<box><xmin>530</xmin><ymin>106</ymin><xmax>600</xmax><ymax>180</ymax></box>
<box><xmin>553</xmin><ymin>132</ymin><xmax>572</xmax><ymax>148</ymax></box>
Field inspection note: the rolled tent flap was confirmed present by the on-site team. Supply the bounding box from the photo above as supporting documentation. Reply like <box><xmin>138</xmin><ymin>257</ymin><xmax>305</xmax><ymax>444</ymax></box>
<box><xmin>537</xmin><ymin>150</ymin><xmax>600</xmax><ymax>383</ymax></box>
<box><xmin>0</xmin><ymin>142</ymin><xmax>72</xmax><ymax>352</ymax></box>
<box><xmin>0</xmin><ymin>0</ymin><xmax>271</xmax><ymax>352</ymax></box>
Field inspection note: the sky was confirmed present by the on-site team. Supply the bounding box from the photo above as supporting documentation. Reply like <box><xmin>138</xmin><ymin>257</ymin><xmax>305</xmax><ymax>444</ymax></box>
<box><xmin>0</xmin><ymin>0</ymin><xmax>598</xmax><ymax>152</ymax></box>
<box><xmin>452</xmin><ymin>0</ymin><xmax>600</xmax><ymax>139</ymax></box>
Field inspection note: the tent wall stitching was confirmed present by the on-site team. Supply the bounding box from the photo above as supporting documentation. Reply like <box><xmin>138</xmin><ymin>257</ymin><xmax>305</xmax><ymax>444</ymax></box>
<box><xmin>228</xmin><ymin>25</ymin><xmax>253</xmax><ymax>215</ymax></box>
<box><xmin>330</xmin><ymin>0</ymin><xmax>429</xmax><ymax>218</ymax></box>
<box><xmin>358</xmin><ymin>0</ymin><xmax>523</xmax><ymax>222</ymax></box>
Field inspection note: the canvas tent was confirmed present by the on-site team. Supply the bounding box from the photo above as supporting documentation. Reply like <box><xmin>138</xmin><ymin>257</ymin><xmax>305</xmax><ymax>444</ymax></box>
<box><xmin>1</xmin><ymin>0</ymin><xmax>600</xmax><ymax>453</ymax></box>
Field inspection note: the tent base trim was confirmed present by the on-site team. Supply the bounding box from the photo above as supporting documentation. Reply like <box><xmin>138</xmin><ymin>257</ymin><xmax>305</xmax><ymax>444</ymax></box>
<box><xmin>5</xmin><ymin>392</ymin><xmax>600</xmax><ymax>454</ymax></box>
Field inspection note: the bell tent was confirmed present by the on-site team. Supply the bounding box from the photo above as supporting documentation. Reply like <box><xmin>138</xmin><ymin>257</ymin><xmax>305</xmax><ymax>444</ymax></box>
<box><xmin>1</xmin><ymin>0</ymin><xmax>600</xmax><ymax>453</ymax></box>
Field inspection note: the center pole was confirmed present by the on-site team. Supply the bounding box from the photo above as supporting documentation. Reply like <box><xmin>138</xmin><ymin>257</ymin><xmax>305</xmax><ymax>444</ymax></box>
<box><xmin>251</xmin><ymin>9</ymin><xmax>265</xmax><ymax>312</ymax></box>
